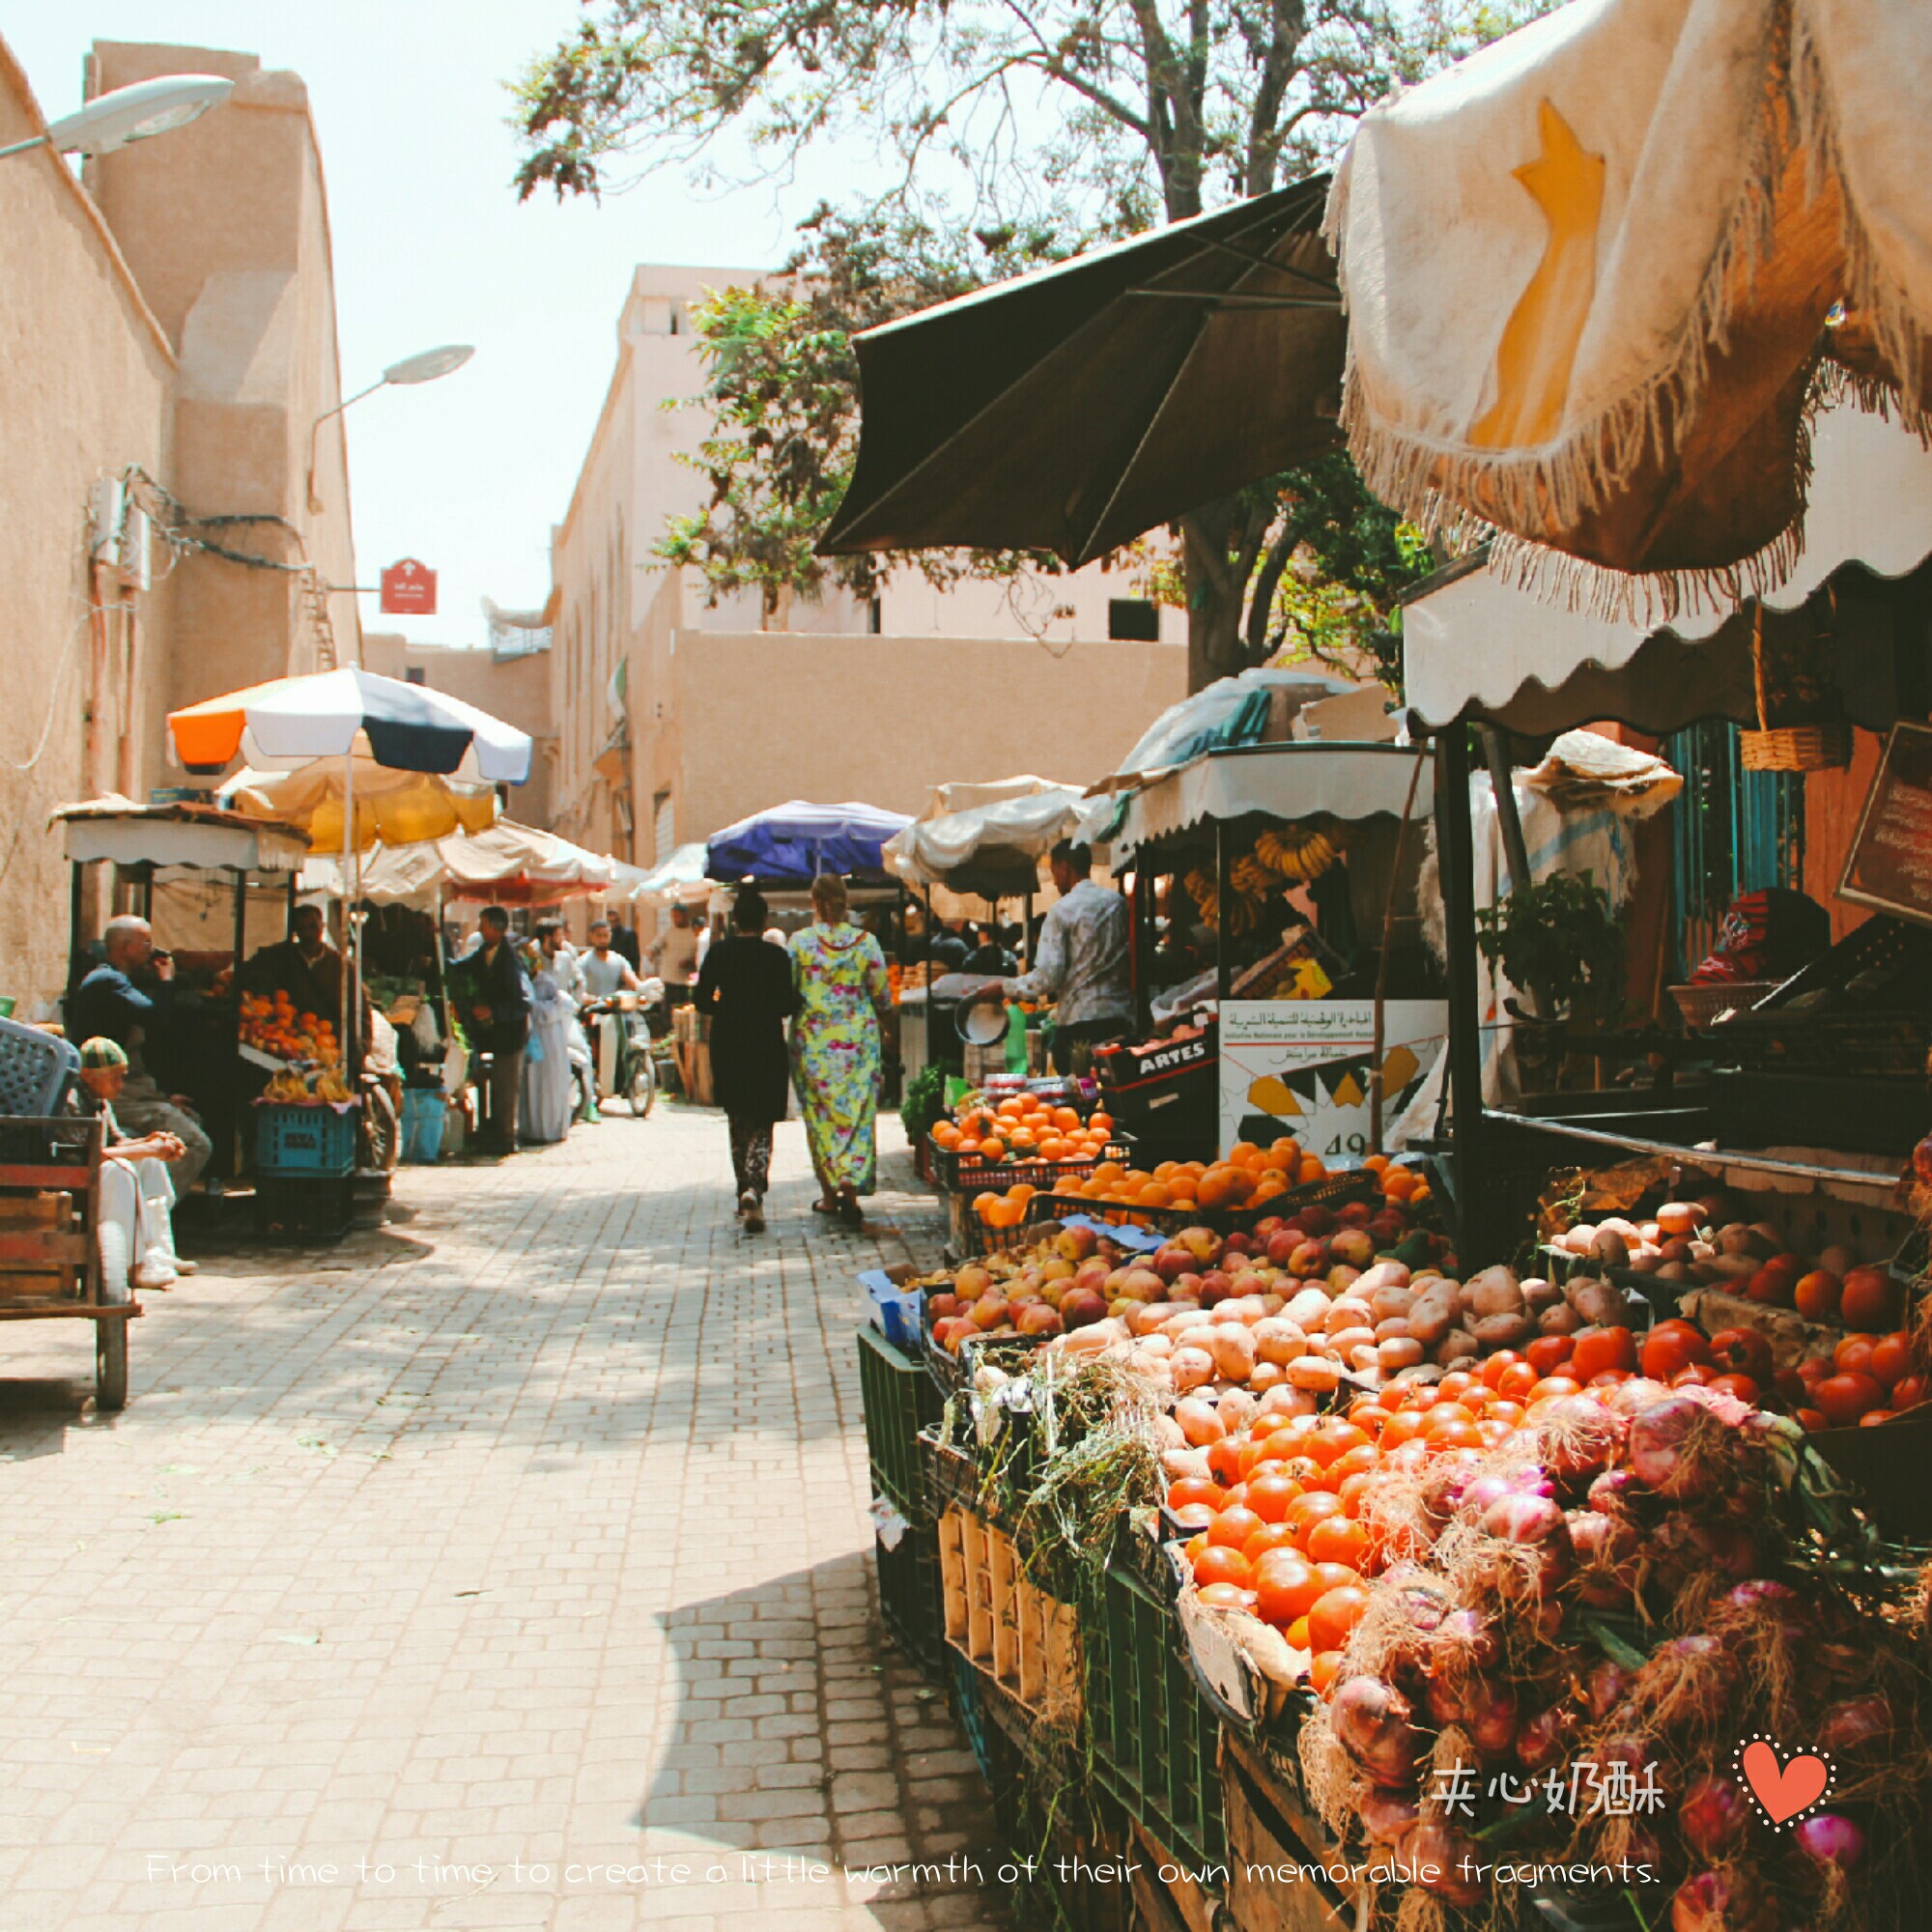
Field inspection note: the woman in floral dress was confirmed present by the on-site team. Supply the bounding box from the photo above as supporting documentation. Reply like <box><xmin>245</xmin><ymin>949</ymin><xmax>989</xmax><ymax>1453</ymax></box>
<box><xmin>789</xmin><ymin>872</ymin><xmax>892</xmax><ymax>1228</ymax></box>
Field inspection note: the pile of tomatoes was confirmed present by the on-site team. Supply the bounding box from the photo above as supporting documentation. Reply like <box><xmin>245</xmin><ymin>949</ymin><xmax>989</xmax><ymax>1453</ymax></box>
<box><xmin>1166</xmin><ymin>1355</ymin><xmax>1599</xmax><ymax>1691</ymax></box>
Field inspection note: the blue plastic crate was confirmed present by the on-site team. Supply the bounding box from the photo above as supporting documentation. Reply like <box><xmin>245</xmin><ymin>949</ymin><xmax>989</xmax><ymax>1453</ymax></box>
<box><xmin>254</xmin><ymin>1100</ymin><xmax>356</xmax><ymax>1177</ymax></box>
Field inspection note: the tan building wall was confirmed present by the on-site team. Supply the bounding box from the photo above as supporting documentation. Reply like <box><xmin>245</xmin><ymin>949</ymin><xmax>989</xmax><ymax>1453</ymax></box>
<box><xmin>0</xmin><ymin>42</ymin><xmax>178</xmax><ymax>1008</ymax></box>
<box><xmin>0</xmin><ymin>34</ymin><xmax>359</xmax><ymax>1010</ymax></box>
<box><xmin>669</xmin><ymin>633</ymin><xmax>1184</xmax><ymax>838</ymax></box>
<box><xmin>362</xmin><ymin>634</ymin><xmax>555</xmax><ymax>828</ymax></box>
<box><xmin>548</xmin><ymin>264</ymin><xmax>1186</xmax><ymax>869</ymax></box>
<box><xmin>87</xmin><ymin>43</ymin><xmax>359</xmax><ymax>781</ymax></box>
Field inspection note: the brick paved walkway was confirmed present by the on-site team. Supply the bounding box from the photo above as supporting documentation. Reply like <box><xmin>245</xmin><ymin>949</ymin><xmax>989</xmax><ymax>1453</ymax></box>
<box><xmin>0</xmin><ymin>1108</ymin><xmax>999</xmax><ymax>1932</ymax></box>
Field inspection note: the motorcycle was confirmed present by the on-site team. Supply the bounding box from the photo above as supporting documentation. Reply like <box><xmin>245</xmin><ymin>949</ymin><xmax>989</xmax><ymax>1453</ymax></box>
<box><xmin>581</xmin><ymin>979</ymin><xmax>666</xmax><ymax>1117</ymax></box>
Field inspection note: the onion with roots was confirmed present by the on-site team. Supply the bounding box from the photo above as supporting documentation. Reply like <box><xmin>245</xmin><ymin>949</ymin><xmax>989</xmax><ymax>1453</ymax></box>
<box><xmin>1687</xmin><ymin>1517</ymin><xmax>1760</xmax><ymax>1579</ymax></box>
<box><xmin>1818</xmin><ymin>1693</ymin><xmax>1894</xmax><ymax>1756</ymax></box>
<box><xmin>1537</xmin><ymin>1394</ymin><xmax>1627</xmax><ymax>1484</ymax></box>
<box><xmin>1568</xmin><ymin>1510</ymin><xmax>1640</xmax><ymax>1607</ymax></box>
<box><xmin>1426</xmin><ymin>1606</ymin><xmax>1497</xmax><ymax>1677</ymax></box>
<box><xmin>1359</xmin><ymin>1787</ymin><xmax>1420</xmax><ymax>1846</ymax></box>
<box><xmin>1329</xmin><ymin>1675</ymin><xmax>1424</xmax><ymax>1785</ymax></box>
<box><xmin>1793</xmin><ymin>1811</ymin><xmax>1866</xmax><ymax>1875</ymax></box>
<box><xmin>1586</xmin><ymin>1467</ymin><xmax>1643</xmax><ymax>1516</ymax></box>
<box><xmin>1678</xmin><ymin>1774</ymin><xmax>1751</xmax><ymax>1861</ymax></box>
<box><xmin>1398</xmin><ymin>1819</ymin><xmax>1484</xmax><ymax>1909</ymax></box>
<box><xmin>1421</xmin><ymin>1449</ymin><xmax>1491</xmax><ymax>1523</ymax></box>
<box><xmin>1634</xmin><ymin>1635</ymin><xmax>1734</xmax><ymax>1734</ymax></box>
<box><xmin>1628</xmin><ymin>1395</ymin><xmax>1734</xmax><ymax>1500</ymax></box>
<box><xmin>1515</xmin><ymin>1702</ymin><xmax>1577</xmax><ymax>1774</ymax></box>
<box><xmin>1584</xmin><ymin>1658</ymin><xmax>1631</xmax><ymax>1721</ymax></box>
<box><xmin>1671</xmin><ymin>1868</ymin><xmax>1778</xmax><ymax>1932</ymax></box>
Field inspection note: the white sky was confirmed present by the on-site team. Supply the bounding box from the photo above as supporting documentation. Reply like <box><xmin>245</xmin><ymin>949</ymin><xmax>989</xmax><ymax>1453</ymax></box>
<box><xmin>8</xmin><ymin>3</ymin><xmax>870</xmax><ymax>649</ymax></box>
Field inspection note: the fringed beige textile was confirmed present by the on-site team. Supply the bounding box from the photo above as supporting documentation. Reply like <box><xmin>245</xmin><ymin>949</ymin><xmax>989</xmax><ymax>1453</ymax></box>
<box><xmin>1326</xmin><ymin>0</ymin><xmax>1932</xmax><ymax>611</ymax></box>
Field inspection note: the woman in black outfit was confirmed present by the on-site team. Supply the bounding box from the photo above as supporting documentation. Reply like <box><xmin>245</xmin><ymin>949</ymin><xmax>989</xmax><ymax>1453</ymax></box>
<box><xmin>694</xmin><ymin>887</ymin><xmax>798</xmax><ymax>1232</ymax></box>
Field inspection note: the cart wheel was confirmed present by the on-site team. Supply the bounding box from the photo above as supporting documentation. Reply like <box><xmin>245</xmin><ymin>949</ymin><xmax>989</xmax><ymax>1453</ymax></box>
<box><xmin>629</xmin><ymin>1049</ymin><xmax>656</xmax><ymax>1119</ymax></box>
<box><xmin>96</xmin><ymin>1321</ymin><xmax>128</xmax><ymax>1412</ymax></box>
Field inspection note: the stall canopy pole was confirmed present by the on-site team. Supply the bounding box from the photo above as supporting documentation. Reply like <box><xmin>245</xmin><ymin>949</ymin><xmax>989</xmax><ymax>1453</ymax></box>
<box><xmin>1435</xmin><ymin>727</ymin><xmax>1485</xmax><ymax>1261</ymax></box>
<box><xmin>67</xmin><ymin>861</ymin><xmax>86</xmax><ymax>1022</ymax></box>
<box><xmin>228</xmin><ymin>866</ymin><xmax>247</xmax><ymax>1183</ymax></box>
<box><xmin>1370</xmin><ymin>753</ymin><xmax>1429</xmax><ymax>1152</ymax></box>
<box><xmin>1214</xmin><ymin>820</ymin><xmax>1233</xmax><ymax>1003</ymax></box>
<box><xmin>340</xmin><ymin>752</ymin><xmax>355</xmax><ymax>1085</ymax></box>
<box><xmin>1133</xmin><ymin>867</ymin><xmax>1154</xmax><ymax>1037</ymax></box>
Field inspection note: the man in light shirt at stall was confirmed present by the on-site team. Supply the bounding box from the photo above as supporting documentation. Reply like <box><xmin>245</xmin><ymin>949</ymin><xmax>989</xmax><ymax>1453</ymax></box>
<box><xmin>647</xmin><ymin>903</ymin><xmax>701</xmax><ymax>989</ymax></box>
<box><xmin>988</xmin><ymin>839</ymin><xmax>1133</xmax><ymax>1074</ymax></box>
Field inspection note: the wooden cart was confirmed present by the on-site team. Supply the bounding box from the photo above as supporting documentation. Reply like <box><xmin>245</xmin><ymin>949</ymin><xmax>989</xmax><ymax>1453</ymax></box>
<box><xmin>0</xmin><ymin>1115</ymin><xmax>135</xmax><ymax>1411</ymax></box>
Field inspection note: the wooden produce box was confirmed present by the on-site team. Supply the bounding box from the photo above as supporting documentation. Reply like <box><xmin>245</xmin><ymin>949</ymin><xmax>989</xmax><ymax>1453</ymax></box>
<box><xmin>1220</xmin><ymin>1735</ymin><xmax>1362</xmax><ymax>1932</ymax></box>
<box><xmin>937</xmin><ymin>1504</ymin><xmax>1081</xmax><ymax>1721</ymax></box>
<box><xmin>0</xmin><ymin>1190</ymin><xmax>79</xmax><ymax>1297</ymax></box>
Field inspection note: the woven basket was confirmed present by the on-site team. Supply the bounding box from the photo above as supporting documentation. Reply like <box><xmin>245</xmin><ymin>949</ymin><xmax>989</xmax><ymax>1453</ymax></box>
<box><xmin>1740</xmin><ymin>724</ymin><xmax>1851</xmax><ymax>771</ymax></box>
<box><xmin>1667</xmin><ymin>980</ymin><xmax>1777</xmax><ymax>1030</ymax></box>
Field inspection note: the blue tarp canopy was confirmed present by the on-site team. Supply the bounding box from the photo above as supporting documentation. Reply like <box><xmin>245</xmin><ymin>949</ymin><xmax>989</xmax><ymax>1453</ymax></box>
<box><xmin>705</xmin><ymin>800</ymin><xmax>914</xmax><ymax>886</ymax></box>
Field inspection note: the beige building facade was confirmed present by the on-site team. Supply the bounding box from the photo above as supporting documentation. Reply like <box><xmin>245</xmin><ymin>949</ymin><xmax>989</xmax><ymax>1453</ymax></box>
<box><xmin>0</xmin><ymin>36</ymin><xmax>359</xmax><ymax>1008</ymax></box>
<box><xmin>547</xmin><ymin>265</ymin><xmax>1187</xmax><ymax>869</ymax></box>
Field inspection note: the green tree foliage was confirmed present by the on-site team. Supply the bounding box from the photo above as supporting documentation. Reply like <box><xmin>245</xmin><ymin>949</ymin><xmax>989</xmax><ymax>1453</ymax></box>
<box><xmin>515</xmin><ymin>0</ymin><xmax>1553</xmax><ymax>683</ymax></box>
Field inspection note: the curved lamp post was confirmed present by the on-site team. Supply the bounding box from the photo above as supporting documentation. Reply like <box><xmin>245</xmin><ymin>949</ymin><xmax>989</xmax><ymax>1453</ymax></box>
<box><xmin>307</xmin><ymin>344</ymin><xmax>475</xmax><ymax>512</ymax></box>
<box><xmin>0</xmin><ymin>73</ymin><xmax>237</xmax><ymax>162</ymax></box>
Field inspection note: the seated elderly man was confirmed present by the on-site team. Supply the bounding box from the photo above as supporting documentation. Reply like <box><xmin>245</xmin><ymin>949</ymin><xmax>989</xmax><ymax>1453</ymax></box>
<box><xmin>71</xmin><ymin>1039</ymin><xmax>196</xmax><ymax>1299</ymax></box>
<box><xmin>68</xmin><ymin>914</ymin><xmax>213</xmax><ymax>1189</ymax></box>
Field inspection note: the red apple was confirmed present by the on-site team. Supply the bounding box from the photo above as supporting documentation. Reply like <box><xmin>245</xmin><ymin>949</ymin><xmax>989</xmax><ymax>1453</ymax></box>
<box><xmin>1015</xmin><ymin>1304</ymin><xmax>1064</xmax><ymax>1337</ymax></box>
<box><xmin>1265</xmin><ymin>1230</ymin><xmax>1299</xmax><ymax>1266</ymax></box>
<box><xmin>1288</xmin><ymin>1239</ymin><xmax>1329</xmax><ymax>1279</ymax></box>
<box><xmin>971</xmin><ymin>1296</ymin><xmax>1010</xmax><ymax>1331</ymax></box>
<box><xmin>1298</xmin><ymin>1205</ymin><xmax>1337</xmax><ymax>1238</ymax></box>
<box><xmin>1060</xmin><ymin>1288</ymin><xmax>1107</xmax><ymax>1329</ymax></box>
<box><xmin>1328</xmin><ymin>1229</ymin><xmax>1375</xmax><ymax>1269</ymax></box>
<box><xmin>1708</xmin><ymin>1328</ymin><xmax>1774</xmax><ymax>1380</ymax></box>
<box><xmin>1152</xmin><ymin>1242</ymin><xmax>1196</xmax><ymax>1284</ymax></box>
<box><xmin>1222</xmin><ymin>1232</ymin><xmax>1255</xmax><ymax>1260</ymax></box>
<box><xmin>927</xmin><ymin>1293</ymin><xmax>962</xmax><ymax>1322</ymax></box>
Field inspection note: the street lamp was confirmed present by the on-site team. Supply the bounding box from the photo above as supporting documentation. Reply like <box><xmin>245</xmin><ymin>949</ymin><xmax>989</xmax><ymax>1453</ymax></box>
<box><xmin>0</xmin><ymin>73</ymin><xmax>236</xmax><ymax>162</ymax></box>
<box><xmin>306</xmin><ymin>344</ymin><xmax>475</xmax><ymax>512</ymax></box>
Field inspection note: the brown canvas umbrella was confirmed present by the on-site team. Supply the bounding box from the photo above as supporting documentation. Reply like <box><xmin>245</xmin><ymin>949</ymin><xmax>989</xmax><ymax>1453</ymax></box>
<box><xmin>818</xmin><ymin>178</ymin><xmax>1344</xmax><ymax>568</ymax></box>
<box><xmin>1326</xmin><ymin>0</ymin><xmax>1932</xmax><ymax>606</ymax></box>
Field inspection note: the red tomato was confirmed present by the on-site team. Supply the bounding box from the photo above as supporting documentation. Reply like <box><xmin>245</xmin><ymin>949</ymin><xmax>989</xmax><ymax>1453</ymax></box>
<box><xmin>1196</xmin><ymin>1581</ymin><xmax>1256</xmax><ymax>1611</ymax></box>
<box><xmin>1309</xmin><ymin>1650</ymin><xmax>1345</xmax><ymax>1695</ymax></box>
<box><xmin>1207</xmin><ymin>1438</ymin><xmax>1245</xmax><ymax>1487</ymax></box>
<box><xmin>1833</xmin><ymin>1335</ymin><xmax>1877</xmax><ymax>1379</ymax></box>
<box><xmin>1708</xmin><ymin>1327</ymin><xmax>1774</xmax><ymax>1380</ymax></box>
<box><xmin>1707</xmin><ymin>1373</ymin><xmax>1761</xmax><ymax>1406</ymax></box>
<box><xmin>1475</xmin><ymin>1417</ymin><xmax>1514</xmax><ymax>1448</ymax></box>
<box><xmin>1640</xmin><ymin>1319</ymin><xmax>1712</xmax><ymax>1382</ymax></box>
<box><xmin>1252</xmin><ymin>1550</ymin><xmax>1320</xmax><ymax>1627</ymax></box>
<box><xmin>1528</xmin><ymin>1377</ymin><xmax>1582</xmax><ymax>1403</ymax></box>
<box><xmin>1868</xmin><ymin>1332</ymin><xmax>1913</xmax><ymax>1389</ymax></box>
<box><xmin>1487</xmin><ymin>1399</ymin><xmax>1526</xmax><ymax>1428</ymax></box>
<box><xmin>1193</xmin><ymin>1545</ymin><xmax>1254</xmax><ymax>1589</ymax></box>
<box><xmin>1496</xmin><ymin>1362</ymin><xmax>1540</xmax><ymax>1402</ymax></box>
<box><xmin>1795</xmin><ymin>1407</ymin><xmax>1829</xmax><ymax>1433</ymax></box>
<box><xmin>1426</xmin><ymin>1416</ymin><xmax>1484</xmax><ymax>1454</ymax></box>
<box><xmin>1305</xmin><ymin>1515</ymin><xmax>1371</xmax><ymax>1571</ymax></box>
<box><xmin>1335</xmin><ymin>1471</ymin><xmax>1376</xmax><ymax>1518</ymax></box>
<box><xmin>1436</xmin><ymin>1371</ymin><xmax>1477</xmax><ymax>1401</ymax></box>
<box><xmin>1307</xmin><ymin>1584</ymin><xmax>1371</xmax><ymax>1654</ymax></box>
<box><xmin>1244</xmin><ymin>1471</ymin><xmax>1304</xmax><ymax>1523</ymax></box>
<box><xmin>1570</xmin><ymin>1326</ymin><xmax>1637</xmax><ymax>1381</ymax></box>
<box><xmin>1286</xmin><ymin>1492</ymin><xmax>1345</xmax><ymax>1547</ymax></box>
<box><xmin>1814</xmin><ymin>1372</ymin><xmax>1885</xmax><ymax>1428</ymax></box>
<box><xmin>1480</xmin><ymin>1350</ymin><xmax>1522</xmax><ymax>1391</ymax></box>
<box><xmin>1208</xmin><ymin>1505</ymin><xmax>1264</xmax><ymax>1551</ymax></box>
<box><xmin>1860</xmin><ymin>1409</ymin><xmax>1899</xmax><ymax>1427</ymax></box>
<box><xmin>1307</xmin><ymin>1421</ymin><xmax>1371</xmax><ymax>1468</ymax></box>
<box><xmin>1378</xmin><ymin>1410</ymin><xmax>1425</xmax><ymax>1449</ymax></box>
<box><xmin>1669</xmin><ymin>1364</ymin><xmax>1714</xmax><ymax>1388</ymax></box>
<box><xmin>1244</xmin><ymin>1522</ymin><xmax>1300</xmax><ymax>1565</ymax></box>
<box><xmin>1890</xmin><ymin>1374</ymin><xmax>1928</xmax><ymax>1409</ymax></box>
<box><xmin>1166</xmin><ymin>1477</ymin><xmax>1226</xmax><ymax>1512</ymax></box>
<box><xmin>1524</xmin><ymin>1335</ymin><xmax>1577</xmax><ymax>1378</ymax></box>
<box><xmin>1840</xmin><ymin>1265</ymin><xmax>1904</xmax><ymax>1334</ymax></box>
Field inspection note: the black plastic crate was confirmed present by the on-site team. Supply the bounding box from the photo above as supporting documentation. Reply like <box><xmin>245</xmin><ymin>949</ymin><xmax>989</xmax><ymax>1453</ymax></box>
<box><xmin>857</xmin><ymin>1324</ymin><xmax>943</xmax><ymax>1517</ymax></box>
<box><xmin>1711</xmin><ymin>1067</ymin><xmax>1929</xmax><ymax>1159</ymax></box>
<box><xmin>1082</xmin><ymin>1560</ymin><xmax>1227</xmax><ymax>1870</ymax></box>
<box><xmin>875</xmin><ymin>1505</ymin><xmax>947</xmax><ymax>1681</ymax></box>
<box><xmin>252</xmin><ymin>1173</ymin><xmax>354</xmax><ymax>1243</ymax></box>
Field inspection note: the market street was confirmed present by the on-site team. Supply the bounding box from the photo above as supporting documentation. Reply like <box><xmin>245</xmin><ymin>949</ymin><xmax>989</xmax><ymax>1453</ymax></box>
<box><xmin>0</xmin><ymin>1111</ymin><xmax>998</xmax><ymax>1932</ymax></box>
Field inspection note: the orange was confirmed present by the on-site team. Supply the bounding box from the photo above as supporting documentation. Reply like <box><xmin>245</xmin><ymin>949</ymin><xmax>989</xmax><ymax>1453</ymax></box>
<box><xmin>1309</xmin><ymin>1651</ymin><xmax>1345</xmax><ymax>1694</ymax></box>
<box><xmin>1382</xmin><ymin>1167</ymin><xmax>1418</xmax><ymax>1201</ymax></box>
<box><xmin>979</xmin><ymin>1139</ymin><xmax>1006</xmax><ymax>1163</ymax></box>
<box><xmin>972</xmin><ymin>1191</ymin><xmax>999</xmax><ymax>1217</ymax></box>
<box><xmin>1298</xmin><ymin>1154</ymin><xmax>1327</xmax><ymax>1183</ymax></box>
<box><xmin>1137</xmin><ymin>1182</ymin><xmax>1172</xmax><ymax>1208</ymax></box>
<box><xmin>1196</xmin><ymin>1173</ymin><xmax>1232</xmax><ymax>1209</ymax></box>
<box><xmin>1052</xmin><ymin>1106</ymin><xmax>1081</xmax><ymax>1132</ymax></box>
<box><xmin>1363</xmin><ymin>1153</ymin><xmax>1390</xmax><ymax>1175</ymax></box>
<box><xmin>1229</xmin><ymin>1140</ymin><xmax>1260</xmax><ymax>1166</ymax></box>
<box><xmin>1089</xmin><ymin>1112</ymin><xmax>1114</xmax><ymax>1135</ymax></box>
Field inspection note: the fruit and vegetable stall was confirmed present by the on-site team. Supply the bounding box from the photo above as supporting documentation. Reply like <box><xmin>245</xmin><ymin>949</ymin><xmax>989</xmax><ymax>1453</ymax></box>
<box><xmin>857</xmin><ymin>1146</ymin><xmax>1932</xmax><ymax>1932</ymax></box>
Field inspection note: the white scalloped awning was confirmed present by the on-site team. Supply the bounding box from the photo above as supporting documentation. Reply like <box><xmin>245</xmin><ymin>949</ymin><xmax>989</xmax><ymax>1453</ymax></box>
<box><xmin>1405</xmin><ymin>405</ymin><xmax>1932</xmax><ymax>731</ymax></box>
<box><xmin>885</xmin><ymin>780</ymin><xmax>1086</xmax><ymax>886</ymax></box>
<box><xmin>1105</xmin><ymin>743</ymin><xmax>1434</xmax><ymax>856</ymax></box>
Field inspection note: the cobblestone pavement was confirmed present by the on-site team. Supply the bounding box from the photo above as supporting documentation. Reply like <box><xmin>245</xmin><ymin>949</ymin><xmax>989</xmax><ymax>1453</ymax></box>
<box><xmin>0</xmin><ymin>1107</ymin><xmax>1001</xmax><ymax>1932</ymax></box>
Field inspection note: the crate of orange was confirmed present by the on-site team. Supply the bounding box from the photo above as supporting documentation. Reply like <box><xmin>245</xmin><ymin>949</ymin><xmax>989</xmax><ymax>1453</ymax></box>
<box><xmin>1001</xmin><ymin>1139</ymin><xmax>1405</xmax><ymax>1240</ymax></box>
<box><xmin>927</xmin><ymin>1093</ymin><xmax>1128</xmax><ymax>1197</ymax></box>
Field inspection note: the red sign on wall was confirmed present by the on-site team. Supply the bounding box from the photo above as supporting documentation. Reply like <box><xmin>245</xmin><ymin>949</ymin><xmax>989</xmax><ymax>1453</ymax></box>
<box><xmin>380</xmin><ymin>557</ymin><xmax>438</xmax><ymax>616</ymax></box>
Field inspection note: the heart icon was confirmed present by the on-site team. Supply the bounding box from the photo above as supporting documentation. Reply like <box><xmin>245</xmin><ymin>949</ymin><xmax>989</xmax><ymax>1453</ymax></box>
<box><xmin>1741</xmin><ymin>1740</ymin><xmax>1830</xmax><ymax>1824</ymax></box>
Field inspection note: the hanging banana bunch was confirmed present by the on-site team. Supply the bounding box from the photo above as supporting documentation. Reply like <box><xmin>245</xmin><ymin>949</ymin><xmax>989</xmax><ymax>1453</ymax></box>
<box><xmin>1254</xmin><ymin>816</ymin><xmax>1349</xmax><ymax>884</ymax></box>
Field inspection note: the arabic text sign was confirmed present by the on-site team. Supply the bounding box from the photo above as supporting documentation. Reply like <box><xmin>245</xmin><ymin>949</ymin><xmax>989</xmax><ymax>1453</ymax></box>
<box><xmin>1217</xmin><ymin>1000</ymin><xmax>1448</xmax><ymax>1158</ymax></box>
